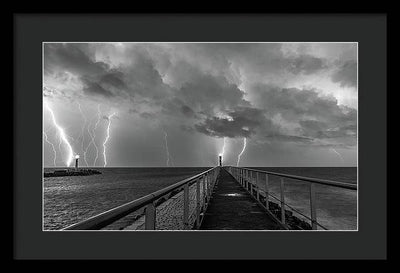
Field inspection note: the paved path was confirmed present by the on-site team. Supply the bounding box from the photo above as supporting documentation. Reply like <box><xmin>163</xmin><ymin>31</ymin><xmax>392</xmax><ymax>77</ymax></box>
<box><xmin>200</xmin><ymin>169</ymin><xmax>283</xmax><ymax>230</ymax></box>
<box><xmin>123</xmin><ymin>168</ymin><xmax>282</xmax><ymax>230</ymax></box>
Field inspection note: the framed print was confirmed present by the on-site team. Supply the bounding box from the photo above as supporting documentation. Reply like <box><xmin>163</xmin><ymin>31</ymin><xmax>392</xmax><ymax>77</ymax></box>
<box><xmin>14</xmin><ymin>13</ymin><xmax>387</xmax><ymax>260</ymax></box>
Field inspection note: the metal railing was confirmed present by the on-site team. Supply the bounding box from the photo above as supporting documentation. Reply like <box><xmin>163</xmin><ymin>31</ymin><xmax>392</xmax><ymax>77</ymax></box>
<box><xmin>63</xmin><ymin>167</ymin><xmax>220</xmax><ymax>230</ymax></box>
<box><xmin>226</xmin><ymin>166</ymin><xmax>357</xmax><ymax>230</ymax></box>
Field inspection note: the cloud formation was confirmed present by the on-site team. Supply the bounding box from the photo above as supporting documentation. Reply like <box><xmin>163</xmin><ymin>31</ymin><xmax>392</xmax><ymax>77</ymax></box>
<box><xmin>43</xmin><ymin>43</ymin><xmax>358</xmax><ymax>166</ymax></box>
<box><xmin>195</xmin><ymin>106</ymin><xmax>268</xmax><ymax>138</ymax></box>
<box><xmin>331</xmin><ymin>60</ymin><xmax>357</xmax><ymax>87</ymax></box>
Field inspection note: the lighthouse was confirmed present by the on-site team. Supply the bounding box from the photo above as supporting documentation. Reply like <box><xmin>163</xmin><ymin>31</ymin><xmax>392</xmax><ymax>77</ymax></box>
<box><xmin>75</xmin><ymin>155</ymin><xmax>80</xmax><ymax>170</ymax></box>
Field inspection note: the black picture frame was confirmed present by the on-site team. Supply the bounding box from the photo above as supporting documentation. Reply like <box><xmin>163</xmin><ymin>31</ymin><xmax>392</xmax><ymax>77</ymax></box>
<box><xmin>13</xmin><ymin>13</ymin><xmax>387</xmax><ymax>260</ymax></box>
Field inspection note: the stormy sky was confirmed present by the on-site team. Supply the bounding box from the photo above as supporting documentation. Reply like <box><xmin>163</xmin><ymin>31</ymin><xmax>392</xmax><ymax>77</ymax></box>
<box><xmin>43</xmin><ymin>43</ymin><xmax>357</xmax><ymax>167</ymax></box>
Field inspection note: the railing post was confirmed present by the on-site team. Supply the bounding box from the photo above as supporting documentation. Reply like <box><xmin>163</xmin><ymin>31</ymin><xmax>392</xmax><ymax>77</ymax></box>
<box><xmin>242</xmin><ymin>170</ymin><xmax>246</xmax><ymax>188</ymax></box>
<box><xmin>183</xmin><ymin>183</ymin><xmax>189</xmax><ymax>230</ymax></box>
<box><xmin>245</xmin><ymin>170</ymin><xmax>248</xmax><ymax>189</ymax></box>
<box><xmin>280</xmin><ymin>178</ymin><xmax>285</xmax><ymax>225</ymax></box>
<box><xmin>250</xmin><ymin>171</ymin><xmax>253</xmax><ymax>195</ymax></box>
<box><xmin>243</xmin><ymin>169</ymin><xmax>245</xmax><ymax>187</ymax></box>
<box><xmin>196</xmin><ymin>177</ymin><xmax>201</xmax><ymax>229</ymax></box>
<box><xmin>256</xmin><ymin>172</ymin><xmax>260</xmax><ymax>201</ymax></box>
<box><xmin>245</xmin><ymin>170</ymin><xmax>247</xmax><ymax>190</ymax></box>
<box><xmin>309</xmin><ymin>183</ymin><xmax>318</xmax><ymax>230</ymax></box>
<box><xmin>265</xmin><ymin>174</ymin><xmax>269</xmax><ymax>210</ymax></box>
<box><xmin>206</xmin><ymin>173</ymin><xmax>209</xmax><ymax>202</ymax></box>
<box><xmin>203</xmin><ymin>173</ymin><xmax>207</xmax><ymax>209</ymax></box>
<box><xmin>210</xmin><ymin>171</ymin><xmax>213</xmax><ymax>197</ymax></box>
<box><xmin>242</xmin><ymin>169</ymin><xmax>244</xmax><ymax>186</ymax></box>
<box><xmin>145</xmin><ymin>202</ymin><xmax>156</xmax><ymax>230</ymax></box>
<box><xmin>247</xmin><ymin>170</ymin><xmax>250</xmax><ymax>190</ymax></box>
<box><xmin>208</xmin><ymin>172</ymin><xmax>211</xmax><ymax>199</ymax></box>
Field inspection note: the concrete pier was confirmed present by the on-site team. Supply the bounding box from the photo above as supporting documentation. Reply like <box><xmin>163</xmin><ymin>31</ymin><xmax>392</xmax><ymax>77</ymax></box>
<box><xmin>63</xmin><ymin>165</ymin><xmax>356</xmax><ymax>231</ymax></box>
<box><xmin>200</xmin><ymin>168</ymin><xmax>283</xmax><ymax>230</ymax></box>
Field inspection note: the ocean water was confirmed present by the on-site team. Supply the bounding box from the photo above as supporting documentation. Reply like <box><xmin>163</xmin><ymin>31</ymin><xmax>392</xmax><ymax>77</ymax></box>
<box><xmin>247</xmin><ymin>167</ymin><xmax>357</xmax><ymax>230</ymax></box>
<box><xmin>43</xmin><ymin>167</ymin><xmax>357</xmax><ymax>230</ymax></box>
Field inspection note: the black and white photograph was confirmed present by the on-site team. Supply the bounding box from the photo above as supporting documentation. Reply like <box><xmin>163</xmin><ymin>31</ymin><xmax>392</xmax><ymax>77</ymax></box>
<box><xmin>43</xmin><ymin>42</ymin><xmax>358</xmax><ymax>231</ymax></box>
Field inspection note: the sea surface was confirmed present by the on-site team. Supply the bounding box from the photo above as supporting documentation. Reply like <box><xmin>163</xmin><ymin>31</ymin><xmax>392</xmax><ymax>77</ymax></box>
<box><xmin>43</xmin><ymin>167</ymin><xmax>357</xmax><ymax>230</ymax></box>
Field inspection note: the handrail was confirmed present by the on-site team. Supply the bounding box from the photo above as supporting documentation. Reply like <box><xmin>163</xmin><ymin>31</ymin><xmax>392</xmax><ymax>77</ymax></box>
<box><xmin>266</xmin><ymin>191</ymin><xmax>328</xmax><ymax>230</ymax></box>
<box><xmin>226</xmin><ymin>166</ymin><xmax>357</xmax><ymax>230</ymax></box>
<box><xmin>63</xmin><ymin>166</ymin><xmax>220</xmax><ymax>230</ymax></box>
<box><xmin>240</xmin><ymin>167</ymin><xmax>357</xmax><ymax>190</ymax></box>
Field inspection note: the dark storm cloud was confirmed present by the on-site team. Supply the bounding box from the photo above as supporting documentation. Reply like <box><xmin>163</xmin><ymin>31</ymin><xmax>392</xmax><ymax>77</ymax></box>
<box><xmin>195</xmin><ymin>117</ymin><xmax>251</xmax><ymax>138</ymax></box>
<box><xmin>252</xmin><ymin>84</ymin><xmax>353</xmax><ymax>122</ymax></box>
<box><xmin>180</xmin><ymin>105</ymin><xmax>196</xmax><ymax>117</ymax></box>
<box><xmin>176</xmin><ymin>73</ymin><xmax>249</xmax><ymax>116</ymax></box>
<box><xmin>100</xmin><ymin>71</ymin><xmax>127</xmax><ymax>90</ymax></box>
<box><xmin>45</xmin><ymin>43</ymin><xmax>327</xmax><ymax>123</ymax></box>
<box><xmin>123</xmin><ymin>53</ymin><xmax>167</xmax><ymax>100</ymax></box>
<box><xmin>194</xmin><ymin>107</ymin><xmax>268</xmax><ymax>138</ymax></box>
<box><xmin>81</xmin><ymin>77</ymin><xmax>115</xmax><ymax>98</ymax></box>
<box><xmin>250</xmin><ymin>84</ymin><xmax>357</xmax><ymax>146</ymax></box>
<box><xmin>44</xmin><ymin>43</ymin><xmax>109</xmax><ymax>76</ymax></box>
<box><xmin>43</xmin><ymin>43</ymin><xmax>358</xmax><ymax>167</ymax></box>
<box><xmin>45</xmin><ymin>43</ymin><xmax>132</xmax><ymax>102</ymax></box>
<box><xmin>331</xmin><ymin>60</ymin><xmax>357</xmax><ymax>87</ymax></box>
<box><xmin>139</xmin><ymin>112</ymin><xmax>156</xmax><ymax>119</ymax></box>
<box><xmin>287</xmin><ymin>54</ymin><xmax>327</xmax><ymax>75</ymax></box>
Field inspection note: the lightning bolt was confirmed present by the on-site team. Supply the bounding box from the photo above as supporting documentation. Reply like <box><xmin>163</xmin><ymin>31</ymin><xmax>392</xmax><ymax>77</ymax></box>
<box><xmin>103</xmin><ymin>112</ymin><xmax>116</xmax><ymax>167</ymax></box>
<box><xmin>163</xmin><ymin>131</ymin><xmax>173</xmax><ymax>167</ymax></box>
<box><xmin>219</xmin><ymin>137</ymin><xmax>227</xmax><ymax>163</ymax></box>
<box><xmin>82</xmin><ymin>106</ymin><xmax>103</xmax><ymax>167</ymax></box>
<box><xmin>44</xmin><ymin>101</ymin><xmax>74</xmax><ymax>167</ymax></box>
<box><xmin>83</xmin><ymin>118</ymin><xmax>95</xmax><ymax>166</ymax></box>
<box><xmin>59</xmin><ymin>132</ymin><xmax>74</xmax><ymax>153</ymax></box>
<box><xmin>92</xmin><ymin>104</ymin><xmax>102</xmax><ymax>166</ymax></box>
<box><xmin>77</xmin><ymin>102</ymin><xmax>89</xmax><ymax>166</ymax></box>
<box><xmin>236</xmin><ymin>137</ymin><xmax>247</xmax><ymax>167</ymax></box>
<box><xmin>43</xmin><ymin>130</ymin><xmax>57</xmax><ymax>167</ymax></box>
<box><xmin>330</xmin><ymin>148</ymin><xmax>344</xmax><ymax>163</ymax></box>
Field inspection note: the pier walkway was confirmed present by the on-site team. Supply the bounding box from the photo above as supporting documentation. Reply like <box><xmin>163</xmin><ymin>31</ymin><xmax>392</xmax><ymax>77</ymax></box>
<box><xmin>200</xmin><ymin>168</ymin><xmax>282</xmax><ymax>230</ymax></box>
<box><xmin>62</xmin><ymin>166</ymin><xmax>357</xmax><ymax>231</ymax></box>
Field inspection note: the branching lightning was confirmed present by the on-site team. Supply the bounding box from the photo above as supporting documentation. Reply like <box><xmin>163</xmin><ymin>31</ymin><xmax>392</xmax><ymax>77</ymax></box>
<box><xmin>163</xmin><ymin>131</ymin><xmax>173</xmax><ymax>167</ymax></box>
<box><xmin>43</xmin><ymin>130</ymin><xmax>57</xmax><ymax>166</ymax></box>
<box><xmin>236</xmin><ymin>137</ymin><xmax>247</xmax><ymax>167</ymax></box>
<box><xmin>103</xmin><ymin>112</ymin><xmax>116</xmax><ymax>167</ymax></box>
<box><xmin>83</xmin><ymin>119</ymin><xmax>95</xmax><ymax>166</ymax></box>
<box><xmin>330</xmin><ymin>148</ymin><xmax>344</xmax><ymax>163</ymax></box>
<box><xmin>77</xmin><ymin>102</ymin><xmax>89</xmax><ymax>166</ymax></box>
<box><xmin>92</xmin><ymin>104</ymin><xmax>102</xmax><ymax>166</ymax></box>
<box><xmin>83</xmin><ymin>105</ymin><xmax>103</xmax><ymax>166</ymax></box>
<box><xmin>44</xmin><ymin>101</ymin><xmax>74</xmax><ymax>167</ymax></box>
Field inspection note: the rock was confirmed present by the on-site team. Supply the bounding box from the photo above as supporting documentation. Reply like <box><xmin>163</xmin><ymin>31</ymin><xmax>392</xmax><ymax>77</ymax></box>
<box><xmin>44</xmin><ymin>169</ymin><xmax>102</xmax><ymax>177</ymax></box>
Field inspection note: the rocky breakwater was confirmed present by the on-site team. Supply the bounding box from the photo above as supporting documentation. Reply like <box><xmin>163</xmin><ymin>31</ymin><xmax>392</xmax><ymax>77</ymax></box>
<box><xmin>44</xmin><ymin>169</ymin><xmax>102</xmax><ymax>177</ymax></box>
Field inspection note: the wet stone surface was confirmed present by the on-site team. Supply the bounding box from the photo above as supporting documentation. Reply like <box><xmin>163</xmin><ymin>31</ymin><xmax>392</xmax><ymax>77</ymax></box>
<box><xmin>200</xmin><ymin>169</ymin><xmax>283</xmax><ymax>230</ymax></box>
